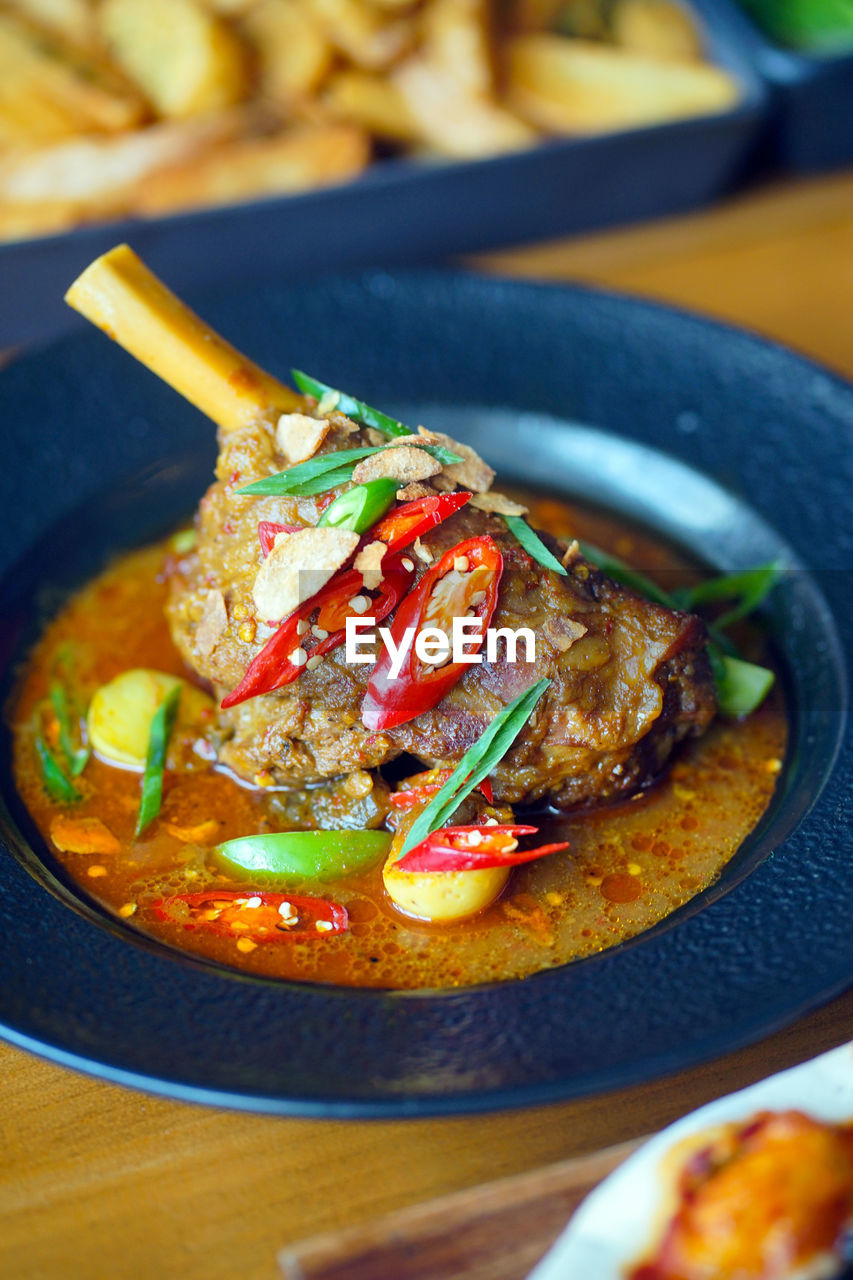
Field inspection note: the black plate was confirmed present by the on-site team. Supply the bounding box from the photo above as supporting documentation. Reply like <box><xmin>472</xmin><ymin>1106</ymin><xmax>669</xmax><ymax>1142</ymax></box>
<box><xmin>0</xmin><ymin>269</ymin><xmax>850</xmax><ymax>1117</ymax></box>
<box><xmin>0</xmin><ymin>0</ymin><xmax>766</xmax><ymax>349</ymax></box>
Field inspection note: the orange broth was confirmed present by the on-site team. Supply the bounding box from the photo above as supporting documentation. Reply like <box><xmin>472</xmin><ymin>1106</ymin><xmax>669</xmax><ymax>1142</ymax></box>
<box><xmin>7</xmin><ymin>493</ymin><xmax>787</xmax><ymax>989</ymax></box>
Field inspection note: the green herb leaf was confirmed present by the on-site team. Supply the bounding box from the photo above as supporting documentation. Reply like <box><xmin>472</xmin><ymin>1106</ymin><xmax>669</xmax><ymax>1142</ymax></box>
<box><xmin>503</xmin><ymin>515</ymin><xmax>567</xmax><ymax>575</ymax></box>
<box><xmin>238</xmin><ymin>442</ymin><xmax>462</xmax><ymax>500</ymax></box>
<box><xmin>50</xmin><ymin>681</ymin><xmax>89</xmax><ymax>777</ymax></box>
<box><xmin>400</xmin><ymin>679</ymin><xmax>551</xmax><ymax>857</ymax></box>
<box><xmin>292</xmin><ymin>371</ymin><xmax>410</xmax><ymax>438</ymax></box>
<box><xmin>238</xmin><ymin>448</ymin><xmax>379</xmax><ymax>496</ymax></box>
<box><xmin>671</xmin><ymin>563</ymin><xmax>782</xmax><ymax>630</ymax></box>
<box><xmin>577</xmin><ymin>541</ymin><xmax>676</xmax><ymax>608</ymax></box>
<box><xmin>135</xmin><ymin>684</ymin><xmax>182</xmax><ymax>837</ymax></box>
<box><xmin>709</xmin><ymin>650</ymin><xmax>775</xmax><ymax>719</ymax></box>
<box><xmin>35</xmin><ymin>735</ymin><xmax>81</xmax><ymax>803</ymax></box>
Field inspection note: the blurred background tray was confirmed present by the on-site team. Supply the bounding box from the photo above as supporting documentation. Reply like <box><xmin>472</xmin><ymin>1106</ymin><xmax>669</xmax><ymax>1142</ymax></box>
<box><xmin>0</xmin><ymin>0</ymin><xmax>767</xmax><ymax>349</ymax></box>
<box><xmin>712</xmin><ymin>0</ymin><xmax>853</xmax><ymax>172</ymax></box>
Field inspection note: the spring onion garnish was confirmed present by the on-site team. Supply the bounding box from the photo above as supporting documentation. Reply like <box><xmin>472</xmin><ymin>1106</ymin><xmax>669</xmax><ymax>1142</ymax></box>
<box><xmin>292</xmin><ymin>371</ymin><xmax>410</xmax><ymax>439</ymax></box>
<box><xmin>216</xmin><ymin>829</ymin><xmax>392</xmax><ymax>883</ymax></box>
<box><xmin>577</xmin><ymin>542</ymin><xmax>675</xmax><ymax>608</ymax></box>
<box><xmin>400</xmin><ymin>678</ymin><xmax>551</xmax><ymax>857</ymax></box>
<box><xmin>579</xmin><ymin>543</ymin><xmax>780</xmax><ymax>719</ymax></box>
<box><xmin>238</xmin><ymin>443</ymin><xmax>462</xmax><ymax>499</ymax></box>
<box><xmin>35</xmin><ymin>736</ymin><xmax>81</xmax><ymax>803</ymax></box>
<box><xmin>49</xmin><ymin>681</ymin><xmax>89</xmax><ymax>777</ymax></box>
<box><xmin>671</xmin><ymin>563</ymin><xmax>782</xmax><ymax>630</ymax></box>
<box><xmin>502</xmin><ymin>515</ymin><xmax>567</xmax><ymax>575</ymax></box>
<box><xmin>709</xmin><ymin>652</ymin><xmax>777</xmax><ymax>721</ymax></box>
<box><xmin>317</xmin><ymin>478</ymin><xmax>399</xmax><ymax>533</ymax></box>
<box><xmin>135</xmin><ymin>683</ymin><xmax>182</xmax><ymax>837</ymax></box>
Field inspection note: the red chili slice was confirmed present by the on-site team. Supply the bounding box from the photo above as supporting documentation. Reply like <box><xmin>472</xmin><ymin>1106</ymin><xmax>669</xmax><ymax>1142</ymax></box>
<box><xmin>369</xmin><ymin>491</ymin><xmax>471</xmax><ymax>557</ymax></box>
<box><xmin>258</xmin><ymin>521</ymin><xmax>301</xmax><ymax>556</ymax></box>
<box><xmin>390</xmin><ymin>770</ymin><xmax>494</xmax><ymax>810</ymax></box>
<box><xmin>149</xmin><ymin>890</ymin><xmax>348</xmax><ymax>938</ymax></box>
<box><xmin>362</xmin><ymin>535</ymin><xmax>503</xmax><ymax>731</ymax></box>
<box><xmin>222</xmin><ymin>553</ymin><xmax>414</xmax><ymax>707</ymax></box>
<box><xmin>395</xmin><ymin>825</ymin><xmax>569</xmax><ymax>872</ymax></box>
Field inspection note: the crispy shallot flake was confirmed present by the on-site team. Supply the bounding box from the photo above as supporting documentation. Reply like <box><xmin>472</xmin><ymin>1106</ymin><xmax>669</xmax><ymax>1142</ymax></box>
<box><xmin>351</xmin><ymin>445</ymin><xmax>441</xmax><ymax>485</ymax></box>
<box><xmin>396</xmin><ymin>482</ymin><xmax>434</xmax><ymax>501</ymax></box>
<box><xmin>354</xmin><ymin>539</ymin><xmax>386</xmax><ymax>590</ymax></box>
<box><xmin>50</xmin><ymin>815</ymin><xmax>120</xmax><ymax>855</ymax></box>
<box><xmin>417</xmin><ymin>427</ymin><xmax>494</xmax><ymax>492</ymax></box>
<box><xmin>195</xmin><ymin>589</ymin><xmax>227</xmax><ymax>657</ymax></box>
<box><xmin>252</xmin><ymin>526</ymin><xmax>359</xmax><ymax>621</ymax></box>
<box><xmin>561</xmin><ymin>539</ymin><xmax>581</xmax><ymax>568</ymax></box>
<box><xmin>543</xmin><ymin>615</ymin><xmax>588</xmax><ymax>653</ymax></box>
<box><xmin>274</xmin><ymin>412</ymin><xmax>331</xmax><ymax>464</ymax></box>
<box><xmin>470</xmin><ymin>491</ymin><xmax>528</xmax><ymax>517</ymax></box>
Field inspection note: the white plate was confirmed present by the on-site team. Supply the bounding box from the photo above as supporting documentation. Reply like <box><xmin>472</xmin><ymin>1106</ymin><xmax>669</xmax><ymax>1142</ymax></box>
<box><xmin>529</xmin><ymin>1042</ymin><xmax>853</xmax><ymax>1280</ymax></box>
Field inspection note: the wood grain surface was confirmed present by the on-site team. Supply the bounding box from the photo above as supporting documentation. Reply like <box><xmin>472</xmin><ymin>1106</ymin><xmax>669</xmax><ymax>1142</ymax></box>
<box><xmin>2</xmin><ymin>168</ymin><xmax>853</xmax><ymax>1280</ymax></box>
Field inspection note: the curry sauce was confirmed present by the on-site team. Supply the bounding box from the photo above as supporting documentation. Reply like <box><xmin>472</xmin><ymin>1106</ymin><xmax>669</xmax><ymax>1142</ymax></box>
<box><xmin>8</xmin><ymin>493</ymin><xmax>787</xmax><ymax>990</ymax></box>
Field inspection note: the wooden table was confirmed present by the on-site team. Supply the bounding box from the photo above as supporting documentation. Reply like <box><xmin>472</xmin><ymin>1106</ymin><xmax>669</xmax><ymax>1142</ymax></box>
<box><xmin>3</xmin><ymin>170</ymin><xmax>853</xmax><ymax>1280</ymax></box>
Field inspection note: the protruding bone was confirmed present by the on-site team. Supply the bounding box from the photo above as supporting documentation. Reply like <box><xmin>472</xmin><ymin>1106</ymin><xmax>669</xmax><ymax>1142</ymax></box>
<box><xmin>65</xmin><ymin>244</ymin><xmax>301</xmax><ymax>431</ymax></box>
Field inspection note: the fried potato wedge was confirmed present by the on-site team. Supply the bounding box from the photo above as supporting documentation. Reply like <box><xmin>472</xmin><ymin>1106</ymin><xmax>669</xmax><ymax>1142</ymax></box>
<box><xmin>611</xmin><ymin>0</ymin><xmax>703</xmax><ymax>62</ymax></box>
<box><xmin>4</xmin><ymin>0</ymin><xmax>98</xmax><ymax>51</ymax></box>
<box><xmin>240</xmin><ymin>0</ymin><xmax>332</xmax><ymax>107</ymax></box>
<box><xmin>136</xmin><ymin>123</ymin><xmax>371</xmax><ymax>215</ymax></box>
<box><xmin>419</xmin><ymin>0</ymin><xmax>495</xmax><ymax>97</ymax></box>
<box><xmin>100</xmin><ymin>0</ymin><xmax>248</xmax><ymax>118</ymax></box>
<box><xmin>323</xmin><ymin>68</ymin><xmax>417</xmax><ymax>142</ymax></box>
<box><xmin>0</xmin><ymin>11</ymin><xmax>144</xmax><ymax>134</ymax></box>
<box><xmin>393</xmin><ymin>58</ymin><xmax>537</xmax><ymax>158</ymax></box>
<box><xmin>0</xmin><ymin>115</ymin><xmax>237</xmax><ymax>240</ymax></box>
<box><xmin>307</xmin><ymin>0</ymin><xmax>414</xmax><ymax>70</ymax></box>
<box><xmin>507</xmin><ymin>34</ymin><xmax>738</xmax><ymax>134</ymax></box>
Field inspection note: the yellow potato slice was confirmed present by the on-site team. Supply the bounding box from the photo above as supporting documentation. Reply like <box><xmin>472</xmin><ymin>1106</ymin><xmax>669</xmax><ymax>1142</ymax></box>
<box><xmin>87</xmin><ymin>669</ymin><xmax>214</xmax><ymax>770</ymax></box>
<box><xmin>323</xmin><ymin>69</ymin><xmax>418</xmax><ymax>143</ymax></box>
<box><xmin>507</xmin><ymin>34</ymin><xmax>738</xmax><ymax>134</ymax></box>
<box><xmin>99</xmin><ymin>0</ymin><xmax>248</xmax><ymax>119</ymax></box>
<box><xmin>383</xmin><ymin>852</ymin><xmax>510</xmax><ymax>923</ymax></box>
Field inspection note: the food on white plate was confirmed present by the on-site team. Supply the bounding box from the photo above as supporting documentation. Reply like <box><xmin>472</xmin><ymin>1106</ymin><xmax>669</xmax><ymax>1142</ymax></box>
<box><xmin>629</xmin><ymin>1111</ymin><xmax>853</xmax><ymax>1279</ymax></box>
<box><xmin>0</xmin><ymin>0</ymin><xmax>740</xmax><ymax>242</ymax></box>
<box><xmin>8</xmin><ymin>246</ymin><xmax>786</xmax><ymax>988</ymax></box>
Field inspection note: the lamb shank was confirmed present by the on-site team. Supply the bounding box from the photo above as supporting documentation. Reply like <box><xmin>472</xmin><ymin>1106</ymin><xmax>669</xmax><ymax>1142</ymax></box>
<box><xmin>66</xmin><ymin>246</ymin><xmax>716</xmax><ymax>811</ymax></box>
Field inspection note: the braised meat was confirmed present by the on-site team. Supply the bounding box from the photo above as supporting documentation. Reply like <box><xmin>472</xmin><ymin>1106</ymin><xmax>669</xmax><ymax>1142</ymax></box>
<box><xmin>166</xmin><ymin>413</ymin><xmax>716</xmax><ymax>808</ymax></box>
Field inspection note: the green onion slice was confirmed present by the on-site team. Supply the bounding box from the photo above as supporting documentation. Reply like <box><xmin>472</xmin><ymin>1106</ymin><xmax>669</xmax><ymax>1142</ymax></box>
<box><xmin>400</xmin><ymin>678</ymin><xmax>551</xmax><ymax>857</ymax></box>
<box><xmin>578</xmin><ymin>541</ymin><xmax>676</xmax><ymax>608</ymax></box>
<box><xmin>709</xmin><ymin>651</ymin><xmax>776</xmax><ymax>720</ymax></box>
<box><xmin>135</xmin><ymin>684</ymin><xmax>182</xmax><ymax>837</ymax></box>
<box><xmin>35</xmin><ymin>736</ymin><xmax>81</xmax><ymax>804</ymax></box>
<box><xmin>317</xmin><ymin>478</ymin><xmax>399</xmax><ymax>533</ymax></box>
<box><xmin>292</xmin><ymin>371</ymin><xmax>410</xmax><ymax>438</ymax></box>
<box><xmin>238</xmin><ymin>443</ymin><xmax>462</xmax><ymax>499</ymax></box>
<box><xmin>216</xmin><ymin>829</ymin><xmax>392</xmax><ymax>884</ymax></box>
<box><xmin>503</xmin><ymin>515</ymin><xmax>567</xmax><ymax>575</ymax></box>
<box><xmin>50</xmin><ymin>681</ymin><xmax>89</xmax><ymax>777</ymax></box>
<box><xmin>671</xmin><ymin>562</ymin><xmax>782</xmax><ymax>631</ymax></box>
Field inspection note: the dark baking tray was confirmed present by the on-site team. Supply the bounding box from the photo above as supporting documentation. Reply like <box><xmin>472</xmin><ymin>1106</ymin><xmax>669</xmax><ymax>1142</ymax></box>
<box><xmin>0</xmin><ymin>0</ymin><xmax>766</xmax><ymax>350</ymax></box>
<box><xmin>711</xmin><ymin>0</ymin><xmax>853</xmax><ymax>172</ymax></box>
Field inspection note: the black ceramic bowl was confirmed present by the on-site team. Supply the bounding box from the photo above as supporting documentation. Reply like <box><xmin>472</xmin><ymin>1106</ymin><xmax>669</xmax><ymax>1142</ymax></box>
<box><xmin>0</xmin><ymin>270</ymin><xmax>850</xmax><ymax>1116</ymax></box>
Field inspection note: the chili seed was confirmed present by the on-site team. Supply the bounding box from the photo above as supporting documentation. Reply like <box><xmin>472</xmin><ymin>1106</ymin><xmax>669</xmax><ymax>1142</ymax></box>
<box><xmin>311</xmin><ymin>625</ymin><xmax>329</xmax><ymax>640</ymax></box>
<box><xmin>238</xmin><ymin>620</ymin><xmax>256</xmax><ymax>643</ymax></box>
<box><xmin>470</xmin><ymin>591</ymin><xmax>486</xmax><ymax>605</ymax></box>
<box><xmin>348</xmin><ymin>595</ymin><xmax>370</xmax><ymax>614</ymax></box>
<box><xmin>315</xmin><ymin>920</ymin><xmax>334</xmax><ymax>932</ymax></box>
<box><xmin>291</xmin><ymin>647</ymin><xmax>308</xmax><ymax>667</ymax></box>
<box><xmin>402</xmin><ymin>558</ymin><xmax>415</xmax><ymax>572</ymax></box>
<box><xmin>296</xmin><ymin>619</ymin><xmax>309</xmax><ymax>637</ymax></box>
<box><xmin>453</xmin><ymin>555</ymin><xmax>469</xmax><ymax>572</ymax></box>
<box><xmin>306</xmin><ymin>655</ymin><xmax>322</xmax><ymax>671</ymax></box>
